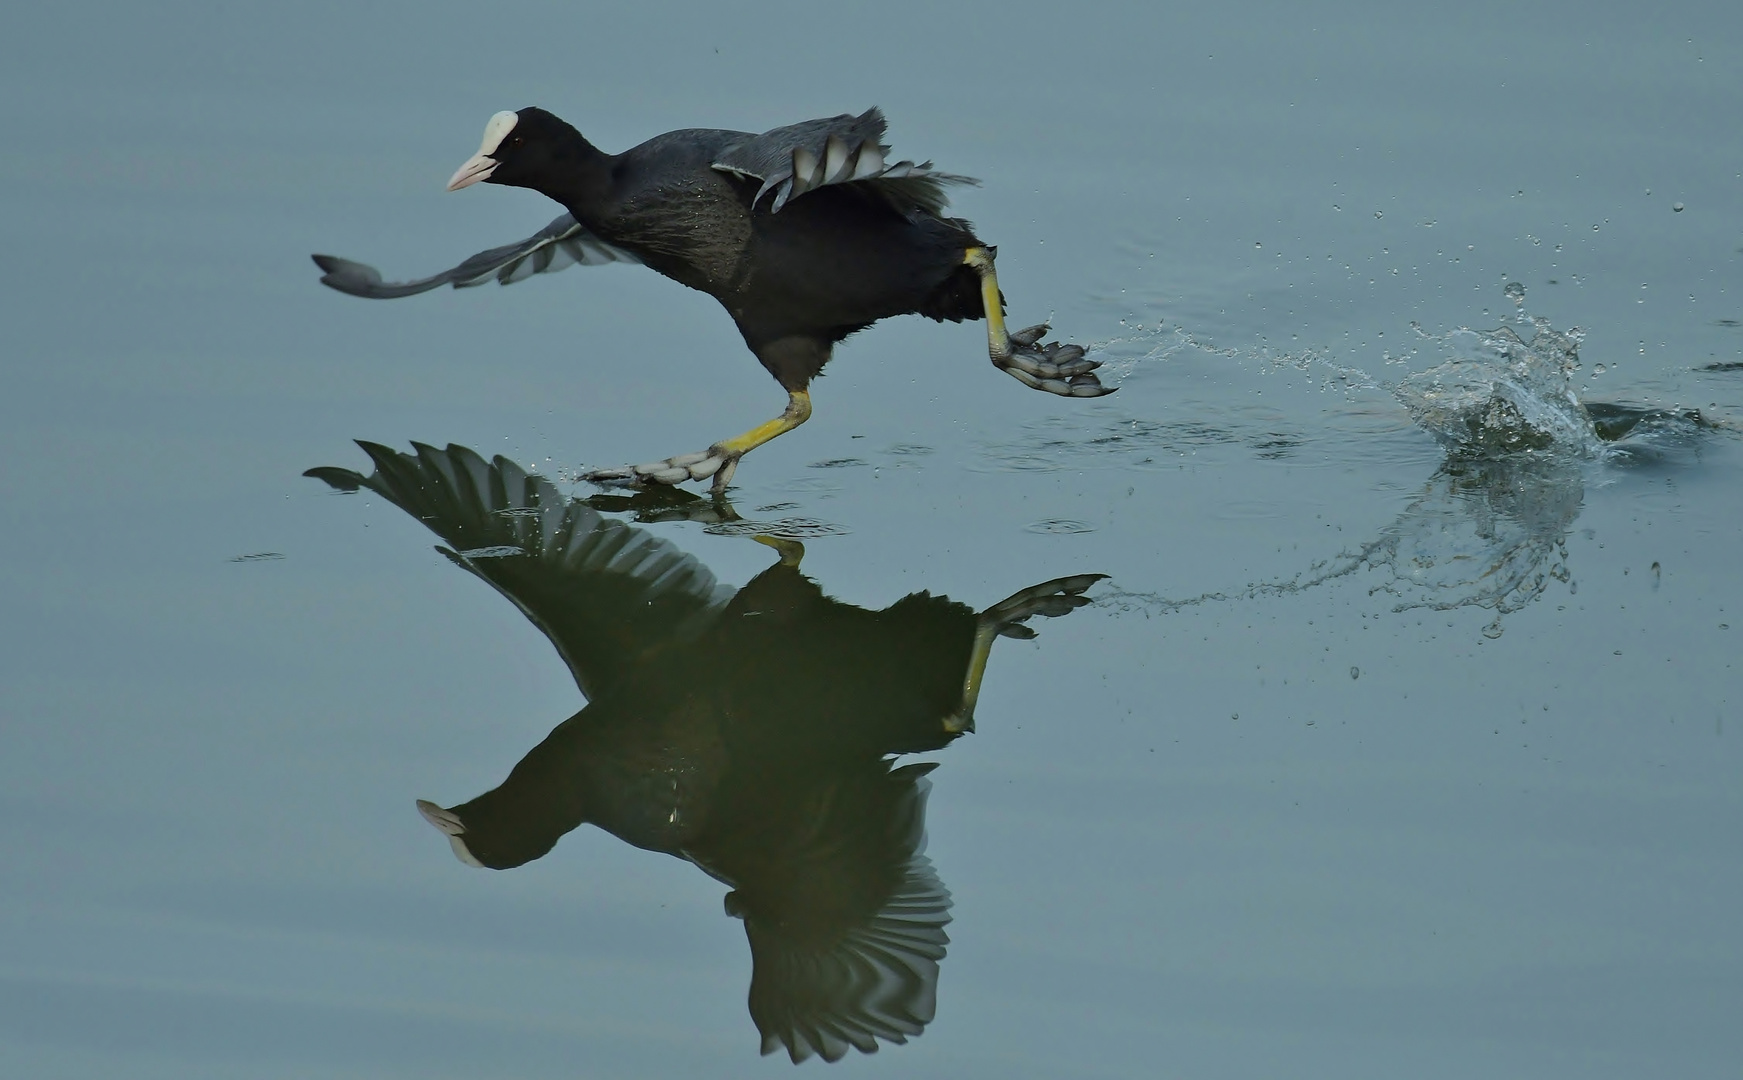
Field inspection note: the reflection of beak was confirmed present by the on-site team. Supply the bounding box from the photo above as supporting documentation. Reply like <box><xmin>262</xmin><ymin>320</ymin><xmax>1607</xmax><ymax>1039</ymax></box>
<box><xmin>417</xmin><ymin>799</ymin><xmax>466</xmax><ymax>835</ymax></box>
<box><xmin>416</xmin><ymin>799</ymin><xmax>486</xmax><ymax>868</ymax></box>
<box><xmin>446</xmin><ymin>153</ymin><xmax>497</xmax><ymax>191</ymax></box>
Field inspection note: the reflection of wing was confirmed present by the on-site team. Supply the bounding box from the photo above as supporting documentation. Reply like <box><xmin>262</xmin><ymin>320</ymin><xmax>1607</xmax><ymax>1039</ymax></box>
<box><xmin>311</xmin><ymin>213</ymin><xmax>639</xmax><ymax>299</ymax></box>
<box><xmin>305</xmin><ymin>441</ymin><xmax>732</xmax><ymax>700</ymax></box>
<box><xmin>711</xmin><ymin>108</ymin><xmax>977</xmax><ymax>215</ymax></box>
<box><xmin>724</xmin><ymin>763</ymin><xmax>952</xmax><ymax>1063</ymax></box>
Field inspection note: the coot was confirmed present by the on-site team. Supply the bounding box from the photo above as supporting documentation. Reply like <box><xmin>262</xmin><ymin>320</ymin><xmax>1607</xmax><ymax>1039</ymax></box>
<box><xmin>313</xmin><ymin>108</ymin><xmax>1113</xmax><ymax>493</ymax></box>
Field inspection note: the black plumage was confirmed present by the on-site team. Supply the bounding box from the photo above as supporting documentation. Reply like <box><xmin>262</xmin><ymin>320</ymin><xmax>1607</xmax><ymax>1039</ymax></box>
<box><xmin>313</xmin><ymin>108</ymin><xmax>1112</xmax><ymax>492</ymax></box>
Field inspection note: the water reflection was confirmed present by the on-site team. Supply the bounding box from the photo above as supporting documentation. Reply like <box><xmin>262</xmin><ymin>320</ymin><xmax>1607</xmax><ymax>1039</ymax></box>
<box><xmin>1302</xmin><ymin>451</ymin><xmax>1583</xmax><ymax>637</ymax></box>
<box><xmin>1108</xmin><ymin>402</ymin><xmax>1712</xmax><ymax>637</ymax></box>
<box><xmin>305</xmin><ymin>442</ymin><xmax>1101</xmax><ymax>1063</ymax></box>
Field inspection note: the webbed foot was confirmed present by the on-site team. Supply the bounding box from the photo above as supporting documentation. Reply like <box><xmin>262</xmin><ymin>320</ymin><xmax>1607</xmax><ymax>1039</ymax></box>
<box><xmin>582</xmin><ymin>448</ymin><xmax>740</xmax><ymax>494</ymax></box>
<box><xmin>581</xmin><ymin>389</ymin><xmax>813</xmax><ymax>496</ymax></box>
<box><xmin>995</xmin><ymin>323</ymin><xmax>1115</xmax><ymax>397</ymax></box>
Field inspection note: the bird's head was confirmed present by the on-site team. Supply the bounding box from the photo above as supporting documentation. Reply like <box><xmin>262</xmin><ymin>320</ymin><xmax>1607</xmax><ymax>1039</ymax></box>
<box><xmin>445</xmin><ymin>107</ymin><xmax>582</xmax><ymax>193</ymax></box>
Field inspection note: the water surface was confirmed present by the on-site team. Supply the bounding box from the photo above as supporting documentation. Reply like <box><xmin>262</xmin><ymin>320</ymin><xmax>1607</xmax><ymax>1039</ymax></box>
<box><xmin>3</xmin><ymin>2</ymin><xmax>1740</xmax><ymax>1077</ymax></box>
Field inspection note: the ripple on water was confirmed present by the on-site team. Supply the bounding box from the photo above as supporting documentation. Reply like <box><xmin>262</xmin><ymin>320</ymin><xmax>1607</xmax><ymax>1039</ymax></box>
<box><xmin>704</xmin><ymin>517</ymin><xmax>850</xmax><ymax>539</ymax></box>
<box><xmin>973</xmin><ymin>412</ymin><xmax>1311</xmax><ymax>474</ymax></box>
<box><xmin>1024</xmin><ymin>519</ymin><xmax>1096</xmax><ymax>535</ymax></box>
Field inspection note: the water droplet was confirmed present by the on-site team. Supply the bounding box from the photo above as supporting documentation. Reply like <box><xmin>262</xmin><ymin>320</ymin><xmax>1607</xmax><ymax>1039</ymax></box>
<box><xmin>1254</xmin><ymin>241</ymin><xmax>1262</xmax><ymax>249</ymax></box>
<box><xmin>1349</xmin><ymin>666</ymin><xmax>1360</xmax><ymax>680</ymax></box>
<box><xmin>1592</xmin><ymin>223</ymin><xmax>1601</xmax><ymax>231</ymax></box>
<box><xmin>1503</xmin><ymin>282</ymin><xmax>1526</xmax><ymax>305</ymax></box>
<box><xmin>1374</xmin><ymin>210</ymin><xmax>1383</xmax><ymax>219</ymax></box>
<box><xmin>1673</xmin><ymin>202</ymin><xmax>1685</xmax><ymax>212</ymax></box>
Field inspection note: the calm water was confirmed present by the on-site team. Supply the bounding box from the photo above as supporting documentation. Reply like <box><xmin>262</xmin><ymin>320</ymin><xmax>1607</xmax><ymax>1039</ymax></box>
<box><xmin>4</xmin><ymin>2</ymin><xmax>1740</xmax><ymax>1076</ymax></box>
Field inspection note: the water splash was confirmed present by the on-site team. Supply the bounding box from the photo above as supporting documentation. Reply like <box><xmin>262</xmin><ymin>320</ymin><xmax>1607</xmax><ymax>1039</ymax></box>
<box><xmin>1389</xmin><ymin>288</ymin><xmax>1726</xmax><ymax>459</ymax></box>
<box><xmin>1394</xmin><ymin>296</ymin><xmax>1597</xmax><ymax>456</ymax></box>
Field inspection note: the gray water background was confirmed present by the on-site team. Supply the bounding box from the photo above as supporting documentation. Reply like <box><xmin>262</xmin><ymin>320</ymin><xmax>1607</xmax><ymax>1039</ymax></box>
<box><xmin>3</xmin><ymin>2</ymin><xmax>1740</xmax><ymax>1076</ymax></box>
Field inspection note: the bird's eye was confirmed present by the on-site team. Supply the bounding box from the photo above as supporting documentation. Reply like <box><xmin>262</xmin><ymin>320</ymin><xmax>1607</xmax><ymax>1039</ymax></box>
<box><xmin>508</xmin><ymin>136</ymin><xmax>524</xmax><ymax>149</ymax></box>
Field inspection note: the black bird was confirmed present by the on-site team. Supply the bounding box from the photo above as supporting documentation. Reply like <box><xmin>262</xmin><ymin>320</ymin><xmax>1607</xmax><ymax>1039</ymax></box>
<box><xmin>312</xmin><ymin>108</ymin><xmax>1114</xmax><ymax>493</ymax></box>
<box><xmin>306</xmin><ymin>441</ymin><xmax>1102</xmax><ymax>1063</ymax></box>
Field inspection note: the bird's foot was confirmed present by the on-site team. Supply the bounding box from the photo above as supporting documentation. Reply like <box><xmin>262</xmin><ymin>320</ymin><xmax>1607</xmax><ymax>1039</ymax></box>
<box><xmin>582</xmin><ymin>390</ymin><xmax>812</xmax><ymax>496</ymax></box>
<box><xmin>993</xmin><ymin>324</ymin><xmax>1116</xmax><ymax>397</ymax></box>
<box><xmin>979</xmin><ymin>573</ymin><xmax>1108</xmax><ymax>638</ymax></box>
<box><xmin>582</xmin><ymin>446</ymin><xmax>741</xmax><ymax>495</ymax></box>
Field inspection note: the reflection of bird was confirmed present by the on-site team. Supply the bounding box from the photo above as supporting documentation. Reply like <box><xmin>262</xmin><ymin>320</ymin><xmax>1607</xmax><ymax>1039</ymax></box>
<box><xmin>312</xmin><ymin>108</ymin><xmax>1113</xmax><ymax>493</ymax></box>
<box><xmin>306</xmin><ymin>441</ymin><xmax>1101</xmax><ymax>1063</ymax></box>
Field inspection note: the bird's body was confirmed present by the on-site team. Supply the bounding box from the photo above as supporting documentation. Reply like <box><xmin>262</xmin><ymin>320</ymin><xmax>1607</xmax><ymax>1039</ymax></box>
<box><xmin>314</xmin><ymin>107</ymin><xmax>1110</xmax><ymax>490</ymax></box>
<box><xmin>546</xmin><ymin>120</ymin><xmax>984</xmax><ymax>389</ymax></box>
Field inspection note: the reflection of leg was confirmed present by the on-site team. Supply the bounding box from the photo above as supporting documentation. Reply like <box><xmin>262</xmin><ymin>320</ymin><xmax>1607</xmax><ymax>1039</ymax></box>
<box><xmin>943</xmin><ymin>573</ymin><xmax>1106</xmax><ymax>733</ymax></box>
<box><xmin>583</xmin><ymin>389</ymin><xmax>812</xmax><ymax>496</ymax></box>
<box><xmin>751</xmin><ymin>534</ymin><xmax>805</xmax><ymax>568</ymax></box>
<box><xmin>962</xmin><ymin>246</ymin><xmax>1115</xmax><ymax>398</ymax></box>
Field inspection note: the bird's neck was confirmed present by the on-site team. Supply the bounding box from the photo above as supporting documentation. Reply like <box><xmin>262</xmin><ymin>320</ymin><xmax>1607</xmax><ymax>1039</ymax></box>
<box><xmin>533</xmin><ymin>134</ymin><xmax>615</xmax><ymax>213</ymax></box>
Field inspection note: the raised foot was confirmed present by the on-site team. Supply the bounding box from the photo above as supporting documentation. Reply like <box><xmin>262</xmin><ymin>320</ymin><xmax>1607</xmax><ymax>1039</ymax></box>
<box><xmin>979</xmin><ymin>573</ymin><xmax>1108</xmax><ymax>638</ymax></box>
<box><xmin>995</xmin><ymin>324</ymin><xmax>1116</xmax><ymax>397</ymax></box>
<box><xmin>582</xmin><ymin>447</ymin><xmax>739</xmax><ymax>494</ymax></box>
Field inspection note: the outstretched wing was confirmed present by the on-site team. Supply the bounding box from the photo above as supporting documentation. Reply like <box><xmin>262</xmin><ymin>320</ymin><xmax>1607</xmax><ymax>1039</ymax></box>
<box><xmin>306</xmin><ymin>441</ymin><xmax>732</xmax><ymax>701</ymax></box>
<box><xmin>311</xmin><ymin>213</ymin><xmax>640</xmax><ymax>300</ymax></box>
<box><xmin>723</xmin><ymin>763</ymin><xmax>952</xmax><ymax>1064</ymax></box>
<box><xmin>711</xmin><ymin>107</ymin><xmax>978</xmax><ymax>215</ymax></box>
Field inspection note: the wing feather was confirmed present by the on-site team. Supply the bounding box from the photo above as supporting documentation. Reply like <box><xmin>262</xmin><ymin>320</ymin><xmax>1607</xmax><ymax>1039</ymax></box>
<box><xmin>311</xmin><ymin>214</ymin><xmax>640</xmax><ymax>300</ymax></box>
<box><xmin>711</xmin><ymin>108</ymin><xmax>979</xmax><ymax>217</ymax></box>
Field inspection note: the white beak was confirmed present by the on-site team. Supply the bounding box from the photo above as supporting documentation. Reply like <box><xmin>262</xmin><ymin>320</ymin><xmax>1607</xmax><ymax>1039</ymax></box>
<box><xmin>446</xmin><ymin>153</ymin><xmax>497</xmax><ymax>191</ymax></box>
<box><xmin>446</xmin><ymin>110</ymin><xmax>520</xmax><ymax>191</ymax></box>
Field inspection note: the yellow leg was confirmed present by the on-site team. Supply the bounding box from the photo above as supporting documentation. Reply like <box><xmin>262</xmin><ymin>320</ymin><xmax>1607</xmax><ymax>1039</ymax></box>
<box><xmin>585</xmin><ymin>388</ymin><xmax>813</xmax><ymax>494</ymax></box>
<box><xmin>963</xmin><ymin>246</ymin><xmax>1011</xmax><ymax>359</ymax></box>
<box><xmin>714</xmin><ymin>389</ymin><xmax>812</xmax><ymax>456</ymax></box>
<box><xmin>961</xmin><ymin>247</ymin><xmax>1115</xmax><ymax>397</ymax></box>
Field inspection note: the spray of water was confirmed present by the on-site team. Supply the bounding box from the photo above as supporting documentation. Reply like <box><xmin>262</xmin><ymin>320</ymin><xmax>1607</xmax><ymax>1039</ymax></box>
<box><xmin>1095</xmin><ymin>285</ymin><xmax>1722</xmax><ymax>636</ymax></box>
